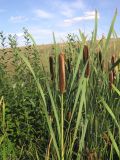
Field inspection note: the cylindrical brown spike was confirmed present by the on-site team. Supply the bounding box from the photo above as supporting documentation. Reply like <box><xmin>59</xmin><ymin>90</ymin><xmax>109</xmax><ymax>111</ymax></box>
<box><xmin>111</xmin><ymin>55</ymin><xmax>116</xmax><ymax>81</ymax></box>
<box><xmin>99</xmin><ymin>51</ymin><xmax>102</xmax><ymax>65</ymax></box>
<box><xmin>49</xmin><ymin>56</ymin><xmax>54</xmax><ymax>81</ymax></box>
<box><xmin>59</xmin><ymin>53</ymin><xmax>66</xmax><ymax>93</ymax></box>
<box><xmin>83</xmin><ymin>45</ymin><xmax>89</xmax><ymax>64</ymax></box>
<box><xmin>111</xmin><ymin>55</ymin><xmax>115</xmax><ymax>65</ymax></box>
<box><xmin>67</xmin><ymin>111</ymin><xmax>72</xmax><ymax>121</ymax></box>
<box><xmin>109</xmin><ymin>71</ymin><xmax>113</xmax><ymax>89</ymax></box>
<box><xmin>85</xmin><ymin>62</ymin><xmax>90</xmax><ymax>78</ymax></box>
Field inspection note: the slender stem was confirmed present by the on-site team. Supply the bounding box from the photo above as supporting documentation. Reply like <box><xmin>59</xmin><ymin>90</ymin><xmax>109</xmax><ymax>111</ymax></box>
<box><xmin>61</xmin><ymin>93</ymin><xmax>64</xmax><ymax>160</ymax></box>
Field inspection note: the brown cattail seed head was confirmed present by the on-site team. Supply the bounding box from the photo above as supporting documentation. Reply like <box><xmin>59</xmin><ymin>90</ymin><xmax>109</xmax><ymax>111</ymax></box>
<box><xmin>111</xmin><ymin>55</ymin><xmax>116</xmax><ymax>80</ymax></box>
<box><xmin>109</xmin><ymin>71</ymin><xmax>113</xmax><ymax>89</ymax></box>
<box><xmin>59</xmin><ymin>53</ymin><xmax>65</xmax><ymax>93</ymax></box>
<box><xmin>67</xmin><ymin>111</ymin><xmax>72</xmax><ymax>121</ymax></box>
<box><xmin>99</xmin><ymin>51</ymin><xmax>102</xmax><ymax>65</ymax></box>
<box><xmin>83</xmin><ymin>45</ymin><xmax>89</xmax><ymax>64</ymax></box>
<box><xmin>49</xmin><ymin>56</ymin><xmax>54</xmax><ymax>81</ymax></box>
<box><xmin>85</xmin><ymin>62</ymin><xmax>90</xmax><ymax>78</ymax></box>
<box><xmin>111</xmin><ymin>54</ymin><xmax>115</xmax><ymax>65</ymax></box>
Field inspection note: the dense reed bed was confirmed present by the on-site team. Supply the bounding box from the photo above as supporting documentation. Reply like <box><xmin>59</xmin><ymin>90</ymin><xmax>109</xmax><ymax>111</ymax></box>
<box><xmin>0</xmin><ymin>10</ymin><xmax>120</xmax><ymax>159</ymax></box>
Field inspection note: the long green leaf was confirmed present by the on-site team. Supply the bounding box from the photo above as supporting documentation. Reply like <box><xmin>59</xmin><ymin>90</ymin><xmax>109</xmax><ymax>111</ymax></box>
<box><xmin>101</xmin><ymin>98</ymin><xmax>120</xmax><ymax>131</ymax></box>
<box><xmin>103</xmin><ymin>9</ymin><xmax>117</xmax><ymax>59</ymax></box>
<box><xmin>112</xmin><ymin>84</ymin><xmax>120</xmax><ymax>96</ymax></box>
<box><xmin>77</xmin><ymin>119</ymin><xmax>88</xmax><ymax>160</ymax></box>
<box><xmin>69</xmin><ymin>45</ymin><xmax>83</xmax><ymax>92</ymax></box>
<box><xmin>93</xmin><ymin>10</ymin><xmax>98</xmax><ymax>44</ymax></box>
<box><xmin>108</xmin><ymin>130</ymin><xmax>120</xmax><ymax>158</ymax></box>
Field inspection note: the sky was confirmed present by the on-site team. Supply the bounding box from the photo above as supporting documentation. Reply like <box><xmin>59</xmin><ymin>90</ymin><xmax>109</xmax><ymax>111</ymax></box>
<box><xmin>0</xmin><ymin>0</ymin><xmax>120</xmax><ymax>46</ymax></box>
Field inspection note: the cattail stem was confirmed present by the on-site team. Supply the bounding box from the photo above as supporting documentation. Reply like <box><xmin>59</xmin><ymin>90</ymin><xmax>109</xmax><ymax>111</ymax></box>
<box><xmin>83</xmin><ymin>45</ymin><xmax>89</xmax><ymax>65</ymax></box>
<box><xmin>61</xmin><ymin>94</ymin><xmax>64</xmax><ymax>160</ymax></box>
<box><xmin>111</xmin><ymin>55</ymin><xmax>116</xmax><ymax>81</ymax></box>
<box><xmin>85</xmin><ymin>62</ymin><xmax>90</xmax><ymax>78</ymax></box>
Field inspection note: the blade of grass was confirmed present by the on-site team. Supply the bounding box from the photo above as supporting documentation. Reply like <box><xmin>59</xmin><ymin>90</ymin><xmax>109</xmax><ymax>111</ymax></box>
<box><xmin>112</xmin><ymin>84</ymin><xmax>120</xmax><ymax>96</ymax></box>
<box><xmin>108</xmin><ymin>129</ymin><xmax>120</xmax><ymax>158</ymax></box>
<box><xmin>53</xmin><ymin>32</ymin><xmax>59</xmax><ymax>91</ymax></box>
<box><xmin>69</xmin><ymin>44</ymin><xmax>83</xmax><ymax>92</ymax></box>
<box><xmin>77</xmin><ymin>118</ymin><xmax>88</xmax><ymax>160</ymax></box>
<box><xmin>101</xmin><ymin>98</ymin><xmax>120</xmax><ymax>132</ymax></box>
<box><xmin>103</xmin><ymin>9</ymin><xmax>117</xmax><ymax>59</ymax></box>
<box><xmin>93</xmin><ymin>10</ymin><xmax>98</xmax><ymax>44</ymax></box>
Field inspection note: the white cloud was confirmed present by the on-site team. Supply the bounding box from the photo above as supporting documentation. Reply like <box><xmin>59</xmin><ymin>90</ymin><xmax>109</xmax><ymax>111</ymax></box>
<box><xmin>34</xmin><ymin>9</ymin><xmax>53</xmax><ymax>19</ymax></box>
<box><xmin>63</xmin><ymin>11</ymin><xmax>100</xmax><ymax>26</ymax></box>
<box><xmin>54</xmin><ymin>0</ymin><xmax>85</xmax><ymax>18</ymax></box>
<box><xmin>16</xmin><ymin>33</ymin><xmax>24</xmax><ymax>37</ymax></box>
<box><xmin>10</xmin><ymin>16</ymin><xmax>28</xmax><ymax>23</ymax></box>
<box><xmin>85</xmin><ymin>11</ymin><xmax>96</xmax><ymax>16</ymax></box>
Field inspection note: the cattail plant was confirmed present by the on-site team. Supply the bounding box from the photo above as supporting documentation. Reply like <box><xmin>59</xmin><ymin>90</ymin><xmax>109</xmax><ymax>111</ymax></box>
<box><xmin>83</xmin><ymin>45</ymin><xmax>89</xmax><ymax>64</ymax></box>
<box><xmin>98</xmin><ymin>50</ymin><xmax>104</xmax><ymax>70</ymax></box>
<box><xmin>67</xmin><ymin>111</ymin><xmax>72</xmax><ymax>121</ymax></box>
<box><xmin>99</xmin><ymin>51</ymin><xmax>102</xmax><ymax>65</ymax></box>
<box><xmin>49</xmin><ymin>56</ymin><xmax>54</xmax><ymax>81</ymax></box>
<box><xmin>85</xmin><ymin>62</ymin><xmax>90</xmax><ymax>78</ymax></box>
<box><xmin>111</xmin><ymin>54</ymin><xmax>115</xmax><ymax>65</ymax></box>
<box><xmin>111</xmin><ymin>54</ymin><xmax>116</xmax><ymax>80</ymax></box>
<box><xmin>83</xmin><ymin>45</ymin><xmax>90</xmax><ymax>78</ymax></box>
<box><xmin>59</xmin><ymin>53</ymin><xmax>66</xmax><ymax>93</ymax></box>
<box><xmin>59</xmin><ymin>52</ymin><xmax>66</xmax><ymax>160</ymax></box>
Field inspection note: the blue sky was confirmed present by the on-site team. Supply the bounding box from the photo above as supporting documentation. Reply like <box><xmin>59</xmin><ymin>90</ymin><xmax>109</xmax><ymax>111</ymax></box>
<box><xmin>0</xmin><ymin>0</ymin><xmax>120</xmax><ymax>45</ymax></box>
